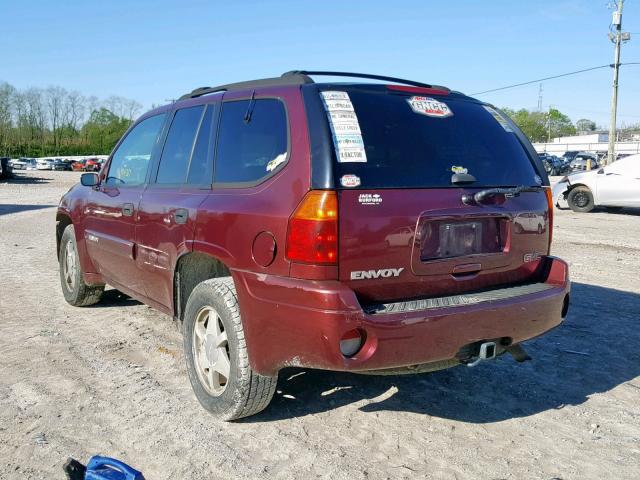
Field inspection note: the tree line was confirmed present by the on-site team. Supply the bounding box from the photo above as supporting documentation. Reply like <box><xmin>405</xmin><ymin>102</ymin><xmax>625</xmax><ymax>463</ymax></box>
<box><xmin>500</xmin><ymin>107</ymin><xmax>640</xmax><ymax>143</ymax></box>
<box><xmin>0</xmin><ymin>81</ymin><xmax>142</xmax><ymax>157</ymax></box>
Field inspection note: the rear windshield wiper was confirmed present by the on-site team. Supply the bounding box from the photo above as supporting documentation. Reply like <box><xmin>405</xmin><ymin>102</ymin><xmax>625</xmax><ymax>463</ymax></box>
<box><xmin>463</xmin><ymin>185</ymin><xmax>544</xmax><ymax>205</ymax></box>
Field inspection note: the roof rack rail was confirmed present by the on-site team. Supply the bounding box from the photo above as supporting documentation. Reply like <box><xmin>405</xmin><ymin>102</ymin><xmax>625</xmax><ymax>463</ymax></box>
<box><xmin>281</xmin><ymin>70</ymin><xmax>448</xmax><ymax>91</ymax></box>
<box><xmin>178</xmin><ymin>73</ymin><xmax>314</xmax><ymax>100</ymax></box>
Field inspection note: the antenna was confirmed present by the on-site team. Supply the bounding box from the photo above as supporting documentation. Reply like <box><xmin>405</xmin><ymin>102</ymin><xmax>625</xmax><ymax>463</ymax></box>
<box><xmin>537</xmin><ymin>83</ymin><xmax>543</xmax><ymax>111</ymax></box>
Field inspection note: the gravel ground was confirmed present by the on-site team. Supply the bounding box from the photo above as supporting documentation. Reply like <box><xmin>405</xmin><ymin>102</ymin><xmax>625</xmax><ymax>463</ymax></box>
<box><xmin>1</xmin><ymin>171</ymin><xmax>639</xmax><ymax>480</ymax></box>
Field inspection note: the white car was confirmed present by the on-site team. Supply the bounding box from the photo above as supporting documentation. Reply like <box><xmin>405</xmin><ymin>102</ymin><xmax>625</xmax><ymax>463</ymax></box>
<box><xmin>10</xmin><ymin>158</ymin><xmax>26</xmax><ymax>170</ymax></box>
<box><xmin>552</xmin><ymin>153</ymin><xmax>640</xmax><ymax>212</ymax></box>
<box><xmin>36</xmin><ymin>159</ymin><xmax>55</xmax><ymax>170</ymax></box>
<box><xmin>24</xmin><ymin>158</ymin><xmax>38</xmax><ymax>170</ymax></box>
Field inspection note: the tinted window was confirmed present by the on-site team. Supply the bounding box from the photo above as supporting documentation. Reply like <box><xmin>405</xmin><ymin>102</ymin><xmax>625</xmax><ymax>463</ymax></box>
<box><xmin>187</xmin><ymin>106</ymin><xmax>214</xmax><ymax>185</ymax></box>
<box><xmin>107</xmin><ymin>114</ymin><xmax>166</xmax><ymax>186</ymax></box>
<box><xmin>324</xmin><ymin>88</ymin><xmax>539</xmax><ymax>189</ymax></box>
<box><xmin>215</xmin><ymin>99</ymin><xmax>287</xmax><ymax>184</ymax></box>
<box><xmin>157</xmin><ymin>106</ymin><xmax>204</xmax><ymax>184</ymax></box>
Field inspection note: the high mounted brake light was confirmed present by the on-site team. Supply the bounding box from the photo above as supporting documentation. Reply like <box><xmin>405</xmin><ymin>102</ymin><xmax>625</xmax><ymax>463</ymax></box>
<box><xmin>386</xmin><ymin>85</ymin><xmax>450</xmax><ymax>96</ymax></box>
<box><xmin>286</xmin><ymin>191</ymin><xmax>338</xmax><ymax>265</ymax></box>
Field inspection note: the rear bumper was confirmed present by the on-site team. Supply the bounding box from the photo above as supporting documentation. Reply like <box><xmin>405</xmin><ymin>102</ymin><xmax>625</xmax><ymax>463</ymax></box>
<box><xmin>233</xmin><ymin>256</ymin><xmax>570</xmax><ymax>376</ymax></box>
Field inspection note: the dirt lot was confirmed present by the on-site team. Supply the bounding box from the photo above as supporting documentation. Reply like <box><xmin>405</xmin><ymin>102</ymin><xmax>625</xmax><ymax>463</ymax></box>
<box><xmin>1</xmin><ymin>171</ymin><xmax>639</xmax><ymax>480</ymax></box>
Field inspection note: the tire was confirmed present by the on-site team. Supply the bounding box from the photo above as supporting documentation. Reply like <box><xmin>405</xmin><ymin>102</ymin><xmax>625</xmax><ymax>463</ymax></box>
<box><xmin>59</xmin><ymin>225</ymin><xmax>104</xmax><ymax>306</ymax></box>
<box><xmin>567</xmin><ymin>186</ymin><xmax>595</xmax><ymax>213</ymax></box>
<box><xmin>183</xmin><ymin>277</ymin><xmax>277</xmax><ymax>420</ymax></box>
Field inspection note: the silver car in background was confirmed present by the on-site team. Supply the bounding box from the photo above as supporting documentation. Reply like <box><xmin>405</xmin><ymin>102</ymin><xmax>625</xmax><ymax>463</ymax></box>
<box><xmin>552</xmin><ymin>154</ymin><xmax>640</xmax><ymax>212</ymax></box>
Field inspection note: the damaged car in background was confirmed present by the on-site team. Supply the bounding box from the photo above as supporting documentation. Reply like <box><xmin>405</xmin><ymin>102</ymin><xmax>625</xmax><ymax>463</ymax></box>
<box><xmin>552</xmin><ymin>153</ymin><xmax>640</xmax><ymax>212</ymax></box>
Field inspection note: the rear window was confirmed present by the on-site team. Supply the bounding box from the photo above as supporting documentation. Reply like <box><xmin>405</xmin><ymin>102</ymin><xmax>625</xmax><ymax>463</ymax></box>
<box><xmin>321</xmin><ymin>88</ymin><xmax>539</xmax><ymax>188</ymax></box>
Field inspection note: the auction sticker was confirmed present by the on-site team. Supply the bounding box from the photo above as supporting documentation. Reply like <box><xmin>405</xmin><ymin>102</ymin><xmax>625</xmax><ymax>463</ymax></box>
<box><xmin>340</xmin><ymin>174</ymin><xmax>361</xmax><ymax>188</ymax></box>
<box><xmin>320</xmin><ymin>91</ymin><xmax>368</xmax><ymax>163</ymax></box>
<box><xmin>407</xmin><ymin>96</ymin><xmax>453</xmax><ymax>118</ymax></box>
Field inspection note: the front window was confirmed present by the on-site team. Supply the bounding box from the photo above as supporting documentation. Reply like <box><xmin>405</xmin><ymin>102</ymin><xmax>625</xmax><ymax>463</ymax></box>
<box><xmin>106</xmin><ymin>113</ymin><xmax>166</xmax><ymax>187</ymax></box>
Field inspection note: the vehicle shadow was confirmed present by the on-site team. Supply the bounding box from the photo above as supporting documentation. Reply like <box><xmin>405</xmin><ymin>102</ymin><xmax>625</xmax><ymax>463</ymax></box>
<box><xmin>247</xmin><ymin>282</ymin><xmax>640</xmax><ymax>423</ymax></box>
<box><xmin>0</xmin><ymin>204</ymin><xmax>56</xmax><ymax>216</ymax></box>
<box><xmin>89</xmin><ymin>288</ymin><xmax>142</xmax><ymax>308</ymax></box>
<box><xmin>599</xmin><ymin>207</ymin><xmax>640</xmax><ymax>216</ymax></box>
<box><xmin>558</xmin><ymin>206</ymin><xmax>640</xmax><ymax>216</ymax></box>
<box><xmin>1</xmin><ymin>174</ymin><xmax>51</xmax><ymax>184</ymax></box>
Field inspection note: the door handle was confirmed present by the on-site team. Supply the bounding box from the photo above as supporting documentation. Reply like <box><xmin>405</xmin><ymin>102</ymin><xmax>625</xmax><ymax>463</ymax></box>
<box><xmin>122</xmin><ymin>203</ymin><xmax>134</xmax><ymax>217</ymax></box>
<box><xmin>173</xmin><ymin>208</ymin><xmax>188</xmax><ymax>224</ymax></box>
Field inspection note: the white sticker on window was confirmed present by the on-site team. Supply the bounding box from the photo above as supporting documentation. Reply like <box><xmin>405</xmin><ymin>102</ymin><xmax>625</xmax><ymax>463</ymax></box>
<box><xmin>483</xmin><ymin>105</ymin><xmax>514</xmax><ymax>132</ymax></box>
<box><xmin>321</xmin><ymin>91</ymin><xmax>350</xmax><ymax>101</ymax></box>
<box><xmin>320</xmin><ymin>91</ymin><xmax>367</xmax><ymax>163</ymax></box>
<box><xmin>266</xmin><ymin>153</ymin><xmax>287</xmax><ymax>172</ymax></box>
<box><xmin>407</xmin><ymin>96</ymin><xmax>453</xmax><ymax>118</ymax></box>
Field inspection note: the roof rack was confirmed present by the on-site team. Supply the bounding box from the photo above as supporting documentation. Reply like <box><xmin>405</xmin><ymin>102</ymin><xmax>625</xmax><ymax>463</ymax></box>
<box><xmin>179</xmin><ymin>70</ymin><xmax>448</xmax><ymax>101</ymax></box>
<box><xmin>282</xmin><ymin>70</ymin><xmax>448</xmax><ymax>90</ymax></box>
<box><xmin>178</xmin><ymin>73</ymin><xmax>314</xmax><ymax>100</ymax></box>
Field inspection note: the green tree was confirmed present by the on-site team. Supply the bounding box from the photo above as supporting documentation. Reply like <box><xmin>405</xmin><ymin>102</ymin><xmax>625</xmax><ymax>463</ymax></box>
<box><xmin>500</xmin><ymin>107</ymin><xmax>576</xmax><ymax>142</ymax></box>
<box><xmin>576</xmin><ymin>118</ymin><xmax>596</xmax><ymax>133</ymax></box>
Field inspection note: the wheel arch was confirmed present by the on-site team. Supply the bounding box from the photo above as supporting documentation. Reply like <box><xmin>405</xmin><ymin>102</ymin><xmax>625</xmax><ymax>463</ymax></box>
<box><xmin>55</xmin><ymin>211</ymin><xmax>73</xmax><ymax>260</ymax></box>
<box><xmin>173</xmin><ymin>251</ymin><xmax>232</xmax><ymax>323</ymax></box>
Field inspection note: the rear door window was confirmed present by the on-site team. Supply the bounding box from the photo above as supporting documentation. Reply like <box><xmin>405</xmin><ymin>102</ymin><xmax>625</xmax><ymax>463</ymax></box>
<box><xmin>156</xmin><ymin>106</ymin><xmax>204</xmax><ymax>184</ymax></box>
<box><xmin>321</xmin><ymin>88</ymin><xmax>539</xmax><ymax>189</ymax></box>
<box><xmin>186</xmin><ymin>105</ymin><xmax>215</xmax><ymax>185</ymax></box>
<box><xmin>214</xmin><ymin>99</ymin><xmax>288</xmax><ymax>184</ymax></box>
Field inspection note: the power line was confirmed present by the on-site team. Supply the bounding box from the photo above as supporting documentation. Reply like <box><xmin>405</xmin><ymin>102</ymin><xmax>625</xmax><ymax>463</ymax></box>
<box><xmin>472</xmin><ymin>63</ymin><xmax>639</xmax><ymax>96</ymax></box>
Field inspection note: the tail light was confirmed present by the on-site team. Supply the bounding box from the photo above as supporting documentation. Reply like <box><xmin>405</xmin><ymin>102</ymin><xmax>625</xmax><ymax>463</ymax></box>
<box><xmin>286</xmin><ymin>190</ymin><xmax>338</xmax><ymax>264</ymax></box>
<box><xmin>545</xmin><ymin>187</ymin><xmax>554</xmax><ymax>250</ymax></box>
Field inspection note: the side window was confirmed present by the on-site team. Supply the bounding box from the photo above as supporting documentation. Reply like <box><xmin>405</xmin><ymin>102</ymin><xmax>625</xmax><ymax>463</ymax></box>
<box><xmin>156</xmin><ymin>106</ymin><xmax>204</xmax><ymax>184</ymax></box>
<box><xmin>187</xmin><ymin>105</ymin><xmax>215</xmax><ymax>185</ymax></box>
<box><xmin>215</xmin><ymin>99</ymin><xmax>288</xmax><ymax>184</ymax></box>
<box><xmin>106</xmin><ymin>114</ymin><xmax>166</xmax><ymax>186</ymax></box>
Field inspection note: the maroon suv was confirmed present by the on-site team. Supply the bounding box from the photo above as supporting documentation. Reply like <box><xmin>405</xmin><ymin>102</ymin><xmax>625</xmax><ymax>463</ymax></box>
<box><xmin>56</xmin><ymin>71</ymin><xmax>570</xmax><ymax>420</ymax></box>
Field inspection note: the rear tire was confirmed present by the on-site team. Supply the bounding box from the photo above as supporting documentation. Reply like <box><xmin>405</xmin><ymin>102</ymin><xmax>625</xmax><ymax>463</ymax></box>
<box><xmin>183</xmin><ymin>277</ymin><xmax>277</xmax><ymax>420</ymax></box>
<box><xmin>59</xmin><ymin>225</ymin><xmax>104</xmax><ymax>306</ymax></box>
<box><xmin>567</xmin><ymin>186</ymin><xmax>595</xmax><ymax>213</ymax></box>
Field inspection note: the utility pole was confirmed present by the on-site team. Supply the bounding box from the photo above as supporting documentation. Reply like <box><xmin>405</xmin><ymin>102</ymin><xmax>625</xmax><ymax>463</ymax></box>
<box><xmin>607</xmin><ymin>0</ymin><xmax>625</xmax><ymax>165</ymax></box>
<box><xmin>547</xmin><ymin>105</ymin><xmax>552</xmax><ymax>143</ymax></box>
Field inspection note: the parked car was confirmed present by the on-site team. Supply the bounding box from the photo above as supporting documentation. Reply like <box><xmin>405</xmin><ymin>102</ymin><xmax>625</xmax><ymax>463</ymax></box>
<box><xmin>71</xmin><ymin>159</ymin><xmax>87</xmax><ymax>171</ymax></box>
<box><xmin>538</xmin><ymin>153</ymin><xmax>564</xmax><ymax>176</ymax></box>
<box><xmin>53</xmin><ymin>159</ymin><xmax>73</xmax><ymax>171</ymax></box>
<box><xmin>552</xmin><ymin>153</ymin><xmax>640</xmax><ymax>212</ymax></box>
<box><xmin>36</xmin><ymin>158</ymin><xmax>55</xmax><ymax>170</ymax></box>
<box><xmin>562</xmin><ymin>151</ymin><xmax>580</xmax><ymax>162</ymax></box>
<box><xmin>24</xmin><ymin>158</ymin><xmax>38</xmax><ymax>170</ymax></box>
<box><xmin>569</xmin><ymin>152</ymin><xmax>599</xmax><ymax>172</ymax></box>
<box><xmin>84</xmin><ymin>158</ymin><xmax>103</xmax><ymax>172</ymax></box>
<box><xmin>56</xmin><ymin>71</ymin><xmax>570</xmax><ymax>420</ymax></box>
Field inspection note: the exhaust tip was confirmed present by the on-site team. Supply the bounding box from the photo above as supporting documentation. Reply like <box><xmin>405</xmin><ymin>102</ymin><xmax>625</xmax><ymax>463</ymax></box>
<box><xmin>340</xmin><ymin>328</ymin><xmax>366</xmax><ymax>357</ymax></box>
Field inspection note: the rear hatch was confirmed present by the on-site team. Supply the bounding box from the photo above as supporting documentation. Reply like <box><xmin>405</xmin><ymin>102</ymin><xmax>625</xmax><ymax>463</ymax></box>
<box><xmin>313</xmin><ymin>85</ymin><xmax>550</xmax><ymax>305</ymax></box>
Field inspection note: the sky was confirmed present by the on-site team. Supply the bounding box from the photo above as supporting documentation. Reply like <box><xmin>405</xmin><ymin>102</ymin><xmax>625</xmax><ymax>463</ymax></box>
<box><xmin>2</xmin><ymin>0</ymin><xmax>639</xmax><ymax>127</ymax></box>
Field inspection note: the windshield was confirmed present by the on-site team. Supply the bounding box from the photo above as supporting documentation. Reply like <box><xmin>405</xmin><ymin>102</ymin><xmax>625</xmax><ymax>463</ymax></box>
<box><xmin>321</xmin><ymin>88</ymin><xmax>540</xmax><ymax>189</ymax></box>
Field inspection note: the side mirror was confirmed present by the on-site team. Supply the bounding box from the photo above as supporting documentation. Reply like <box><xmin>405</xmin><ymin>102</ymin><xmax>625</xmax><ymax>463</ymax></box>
<box><xmin>597</xmin><ymin>168</ymin><xmax>605</xmax><ymax>174</ymax></box>
<box><xmin>80</xmin><ymin>172</ymin><xmax>99</xmax><ymax>187</ymax></box>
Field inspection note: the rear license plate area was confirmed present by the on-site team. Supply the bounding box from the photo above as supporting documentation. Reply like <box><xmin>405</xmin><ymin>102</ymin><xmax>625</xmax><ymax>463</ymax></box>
<box><xmin>420</xmin><ymin>218</ymin><xmax>505</xmax><ymax>261</ymax></box>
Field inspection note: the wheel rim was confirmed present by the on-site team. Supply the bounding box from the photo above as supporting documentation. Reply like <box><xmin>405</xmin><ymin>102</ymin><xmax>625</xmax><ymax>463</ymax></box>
<box><xmin>62</xmin><ymin>241</ymin><xmax>77</xmax><ymax>292</ymax></box>
<box><xmin>574</xmin><ymin>191</ymin><xmax>589</xmax><ymax>208</ymax></box>
<box><xmin>192</xmin><ymin>306</ymin><xmax>231</xmax><ymax>396</ymax></box>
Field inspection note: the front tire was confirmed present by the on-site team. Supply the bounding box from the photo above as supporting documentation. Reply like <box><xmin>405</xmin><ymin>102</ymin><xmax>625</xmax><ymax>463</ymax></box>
<box><xmin>567</xmin><ymin>186</ymin><xmax>595</xmax><ymax>213</ymax></box>
<box><xmin>183</xmin><ymin>277</ymin><xmax>277</xmax><ymax>420</ymax></box>
<box><xmin>59</xmin><ymin>225</ymin><xmax>104</xmax><ymax>306</ymax></box>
